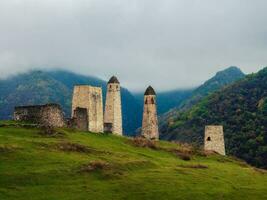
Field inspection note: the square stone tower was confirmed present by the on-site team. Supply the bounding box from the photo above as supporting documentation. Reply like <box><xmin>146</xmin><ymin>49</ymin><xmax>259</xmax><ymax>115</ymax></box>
<box><xmin>204</xmin><ymin>125</ymin><xmax>226</xmax><ymax>155</ymax></box>
<box><xmin>104</xmin><ymin>76</ymin><xmax>123</xmax><ymax>135</ymax></box>
<box><xmin>141</xmin><ymin>86</ymin><xmax>159</xmax><ymax>140</ymax></box>
<box><xmin>72</xmin><ymin>85</ymin><xmax>103</xmax><ymax>133</ymax></box>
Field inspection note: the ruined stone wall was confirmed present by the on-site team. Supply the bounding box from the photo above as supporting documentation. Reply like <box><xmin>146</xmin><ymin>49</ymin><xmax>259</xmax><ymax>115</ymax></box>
<box><xmin>104</xmin><ymin>83</ymin><xmax>122</xmax><ymax>135</ymax></box>
<box><xmin>204</xmin><ymin>125</ymin><xmax>226</xmax><ymax>155</ymax></box>
<box><xmin>14</xmin><ymin>104</ymin><xmax>65</xmax><ymax>128</ymax></box>
<box><xmin>141</xmin><ymin>95</ymin><xmax>159</xmax><ymax>140</ymax></box>
<box><xmin>73</xmin><ymin>107</ymin><xmax>88</xmax><ymax>131</ymax></box>
<box><xmin>72</xmin><ymin>85</ymin><xmax>103</xmax><ymax>133</ymax></box>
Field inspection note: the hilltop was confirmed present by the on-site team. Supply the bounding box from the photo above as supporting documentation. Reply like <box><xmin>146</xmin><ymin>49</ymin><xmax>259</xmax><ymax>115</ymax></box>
<box><xmin>161</xmin><ymin>67</ymin><xmax>267</xmax><ymax>169</ymax></box>
<box><xmin>0</xmin><ymin>121</ymin><xmax>266</xmax><ymax>200</ymax></box>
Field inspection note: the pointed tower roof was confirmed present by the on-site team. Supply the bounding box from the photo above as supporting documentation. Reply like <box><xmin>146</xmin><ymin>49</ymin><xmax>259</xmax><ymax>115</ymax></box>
<box><xmin>108</xmin><ymin>76</ymin><xmax>120</xmax><ymax>84</ymax></box>
<box><xmin>144</xmin><ymin>86</ymin><xmax>156</xmax><ymax>95</ymax></box>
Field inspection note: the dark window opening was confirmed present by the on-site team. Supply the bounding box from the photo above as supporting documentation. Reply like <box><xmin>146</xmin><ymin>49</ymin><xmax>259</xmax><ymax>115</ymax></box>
<box><xmin>145</xmin><ymin>99</ymin><xmax>148</xmax><ymax>104</ymax></box>
<box><xmin>151</xmin><ymin>98</ymin><xmax>155</xmax><ymax>104</ymax></box>
<box><xmin>207</xmin><ymin>137</ymin><xmax>211</xmax><ymax>141</ymax></box>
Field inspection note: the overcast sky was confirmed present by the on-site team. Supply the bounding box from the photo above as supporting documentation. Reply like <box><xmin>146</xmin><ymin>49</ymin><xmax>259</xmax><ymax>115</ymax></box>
<box><xmin>0</xmin><ymin>0</ymin><xmax>267</xmax><ymax>91</ymax></box>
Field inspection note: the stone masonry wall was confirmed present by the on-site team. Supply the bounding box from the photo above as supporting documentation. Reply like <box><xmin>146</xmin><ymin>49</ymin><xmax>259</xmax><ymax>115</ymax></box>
<box><xmin>72</xmin><ymin>85</ymin><xmax>103</xmax><ymax>133</ymax></box>
<box><xmin>141</xmin><ymin>95</ymin><xmax>159</xmax><ymax>140</ymax></box>
<box><xmin>14</xmin><ymin>104</ymin><xmax>65</xmax><ymax>128</ymax></box>
<box><xmin>204</xmin><ymin>125</ymin><xmax>226</xmax><ymax>155</ymax></box>
<box><xmin>73</xmin><ymin>107</ymin><xmax>88</xmax><ymax>131</ymax></box>
<box><xmin>104</xmin><ymin>83</ymin><xmax>122</xmax><ymax>135</ymax></box>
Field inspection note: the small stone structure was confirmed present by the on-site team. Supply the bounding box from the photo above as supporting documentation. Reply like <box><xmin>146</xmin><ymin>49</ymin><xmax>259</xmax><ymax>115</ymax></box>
<box><xmin>72</xmin><ymin>85</ymin><xmax>103</xmax><ymax>133</ymax></box>
<box><xmin>72</xmin><ymin>107</ymin><xmax>88</xmax><ymax>131</ymax></box>
<box><xmin>104</xmin><ymin>76</ymin><xmax>123</xmax><ymax>135</ymax></box>
<box><xmin>14</xmin><ymin>103</ymin><xmax>65</xmax><ymax>127</ymax></box>
<box><xmin>204</xmin><ymin>125</ymin><xmax>226</xmax><ymax>155</ymax></box>
<box><xmin>141</xmin><ymin>86</ymin><xmax>159</xmax><ymax>140</ymax></box>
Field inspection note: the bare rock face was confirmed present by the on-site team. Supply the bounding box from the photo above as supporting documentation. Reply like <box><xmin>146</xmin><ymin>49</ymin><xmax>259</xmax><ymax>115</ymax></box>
<box><xmin>204</xmin><ymin>125</ymin><xmax>226</xmax><ymax>155</ymax></box>
<box><xmin>104</xmin><ymin>76</ymin><xmax>123</xmax><ymax>135</ymax></box>
<box><xmin>72</xmin><ymin>85</ymin><xmax>103</xmax><ymax>133</ymax></box>
<box><xmin>14</xmin><ymin>104</ymin><xmax>65</xmax><ymax>128</ymax></box>
<box><xmin>141</xmin><ymin>86</ymin><xmax>159</xmax><ymax>140</ymax></box>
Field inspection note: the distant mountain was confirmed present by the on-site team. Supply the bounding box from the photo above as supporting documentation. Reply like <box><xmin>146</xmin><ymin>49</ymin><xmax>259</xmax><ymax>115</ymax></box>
<box><xmin>180</xmin><ymin>66</ymin><xmax>245</xmax><ymax>110</ymax></box>
<box><xmin>159</xmin><ymin>66</ymin><xmax>245</xmax><ymax>127</ymax></box>
<box><xmin>0</xmin><ymin>70</ymin><xmax>142</xmax><ymax>135</ymax></box>
<box><xmin>134</xmin><ymin>89</ymin><xmax>194</xmax><ymax>115</ymax></box>
<box><xmin>161</xmin><ymin>67</ymin><xmax>267</xmax><ymax>169</ymax></box>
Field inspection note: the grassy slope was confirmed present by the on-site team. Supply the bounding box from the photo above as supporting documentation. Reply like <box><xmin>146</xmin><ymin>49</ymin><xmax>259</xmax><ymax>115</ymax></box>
<box><xmin>0</xmin><ymin>122</ymin><xmax>267</xmax><ymax>200</ymax></box>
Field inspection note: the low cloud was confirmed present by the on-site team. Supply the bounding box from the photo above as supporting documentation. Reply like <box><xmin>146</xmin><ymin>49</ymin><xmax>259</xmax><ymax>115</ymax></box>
<box><xmin>0</xmin><ymin>0</ymin><xmax>267</xmax><ymax>91</ymax></box>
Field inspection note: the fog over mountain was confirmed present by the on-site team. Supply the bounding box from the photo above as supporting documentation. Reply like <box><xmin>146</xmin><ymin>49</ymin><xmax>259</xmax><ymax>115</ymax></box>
<box><xmin>1</xmin><ymin>0</ymin><xmax>267</xmax><ymax>91</ymax></box>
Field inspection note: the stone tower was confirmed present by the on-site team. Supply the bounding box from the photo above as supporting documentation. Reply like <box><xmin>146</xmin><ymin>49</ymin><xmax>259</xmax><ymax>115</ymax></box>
<box><xmin>104</xmin><ymin>76</ymin><xmax>123</xmax><ymax>135</ymax></box>
<box><xmin>141</xmin><ymin>86</ymin><xmax>159</xmax><ymax>140</ymax></box>
<box><xmin>204</xmin><ymin>125</ymin><xmax>226</xmax><ymax>155</ymax></box>
<box><xmin>72</xmin><ymin>85</ymin><xmax>103</xmax><ymax>133</ymax></box>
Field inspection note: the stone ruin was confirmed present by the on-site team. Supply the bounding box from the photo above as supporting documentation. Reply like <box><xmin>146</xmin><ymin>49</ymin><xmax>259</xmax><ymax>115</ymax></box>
<box><xmin>104</xmin><ymin>76</ymin><xmax>123</xmax><ymax>135</ymax></box>
<box><xmin>72</xmin><ymin>107</ymin><xmax>88</xmax><ymax>131</ymax></box>
<box><xmin>14</xmin><ymin>103</ymin><xmax>65</xmax><ymax>128</ymax></box>
<box><xmin>141</xmin><ymin>86</ymin><xmax>159</xmax><ymax>140</ymax></box>
<box><xmin>204</xmin><ymin>125</ymin><xmax>226</xmax><ymax>155</ymax></box>
<box><xmin>71</xmin><ymin>85</ymin><xmax>104</xmax><ymax>133</ymax></box>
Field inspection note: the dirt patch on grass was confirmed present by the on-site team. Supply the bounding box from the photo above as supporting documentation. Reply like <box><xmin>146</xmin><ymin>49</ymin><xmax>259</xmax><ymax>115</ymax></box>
<box><xmin>80</xmin><ymin>161</ymin><xmax>110</xmax><ymax>172</ymax></box>
<box><xmin>168</xmin><ymin>149</ymin><xmax>192</xmax><ymax>161</ymax></box>
<box><xmin>55</xmin><ymin>142</ymin><xmax>94</xmax><ymax>153</ymax></box>
<box><xmin>178</xmin><ymin>164</ymin><xmax>208</xmax><ymax>169</ymax></box>
<box><xmin>0</xmin><ymin>144</ymin><xmax>20</xmax><ymax>153</ymax></box>
<box><xmin>54</xmin><ymin>142</ymin><xmax>112</xmax><ymax>155</ymax></box>
<box><xmin>79</xmin><ymin>160</ymin><xmax>124</xmax><ymax>179</ymax></box>
<box><xmin>129</xmin><ymin>137</ymin><xmax>158</xmax><ymax>149</ymax></box>
<box><xmin>253</xmin><ymin>167</ymin><xmax>267</xmax><ymax>174</ymax></box>
<box><xmin>39</xmin><ymin>126</ymin><xmax>65</xmax><ymax>137</ymax></box>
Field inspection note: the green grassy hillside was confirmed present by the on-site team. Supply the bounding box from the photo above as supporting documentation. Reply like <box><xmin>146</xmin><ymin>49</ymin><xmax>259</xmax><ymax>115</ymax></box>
<box><xmin>0</xmin><ymin>121</ymin><xmax>267</xmax><ymax>200</ymax></box>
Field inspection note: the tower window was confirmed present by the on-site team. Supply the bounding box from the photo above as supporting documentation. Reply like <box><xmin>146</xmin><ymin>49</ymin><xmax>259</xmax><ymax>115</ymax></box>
<box><xmin>207</xmin><ymin>137</ymin><xmax>211</xmax><ymax>141</ymax></box>
<box><xmin>151</xmin><ymin>98</ymin><xmax>155</xmax><ymax>104</ymax></box>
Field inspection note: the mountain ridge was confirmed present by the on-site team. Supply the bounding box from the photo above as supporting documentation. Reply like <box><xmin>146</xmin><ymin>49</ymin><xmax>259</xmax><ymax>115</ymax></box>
<box><xmin>159</xmin><ymin>66</ymin><xmax>245</xmax><ymax>128</ymax></box>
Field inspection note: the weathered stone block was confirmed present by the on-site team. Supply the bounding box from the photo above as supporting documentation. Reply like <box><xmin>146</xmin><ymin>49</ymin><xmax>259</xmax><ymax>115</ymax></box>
<box><xmin>14</xmin><ymin>104</ymin><xmax>65</xmax><ymax>128</ymax></box>
<box><xmin>72</xmin><ymin>85</ymin><xmax>103</xmax><ymax>133</ymax></box>
<box><xmin>73</xmin><ymin>107</ymin><xmax>88</xmax><ymax>131</ymax></box>
<box><xmin>204</xmin><ymin>125</ymin><xmax>226</xmax><ymax>155</ymax></box>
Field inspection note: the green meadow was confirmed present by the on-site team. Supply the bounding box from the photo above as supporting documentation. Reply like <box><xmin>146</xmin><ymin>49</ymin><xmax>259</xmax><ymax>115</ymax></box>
<box><xmin>0</xmin><ymin>121</ymin><xmax>266</xmax><ymax>200</ymax></box>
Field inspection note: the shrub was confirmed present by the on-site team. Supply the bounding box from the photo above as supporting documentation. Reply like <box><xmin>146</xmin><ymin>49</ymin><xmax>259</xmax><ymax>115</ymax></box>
<box><xmin>178</xmin><ymin>164</ymin><xmax>208</xmax><ymax>169</ymax></box>
<box><xmin>56</xmin><ymin>142</ymin><xmax>92</xmax><ymax>153</ymax></box>
<box><xmin>80</xmin><ymin>161</ymin><xmax>110</xmax><ymax>172</ymax></box>
<box><xmin>130</xmin><ymin>137</ymin><xmax>158</xmax><ymax>149</ymax></box>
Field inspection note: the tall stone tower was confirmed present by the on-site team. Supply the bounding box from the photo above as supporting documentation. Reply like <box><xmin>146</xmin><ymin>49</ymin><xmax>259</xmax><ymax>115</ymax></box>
<box><xmin>72</xmin><ymin>85</ymin><xmax>103</xmax><ymax>133</ymax></box>
<box><xmin>204</xmin><ymin>125</ymin><xmax>226</xmax><ymax>155</ymax></box>
<box><xmin>104</xmin><ymin>76</ymin><xmax>123</xmax><ymax>135</ymax></box>
<box><xmin>141</xmin><ymin>86</ymin><xmax>159</xmax><ymax>140</ymax></box>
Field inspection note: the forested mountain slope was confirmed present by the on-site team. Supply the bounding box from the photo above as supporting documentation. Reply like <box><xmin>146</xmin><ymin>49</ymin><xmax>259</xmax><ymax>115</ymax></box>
<box><xmin>161</xmin><ymin>67</ymin><xmax>267</xmax><ymax>168</ymax></box>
